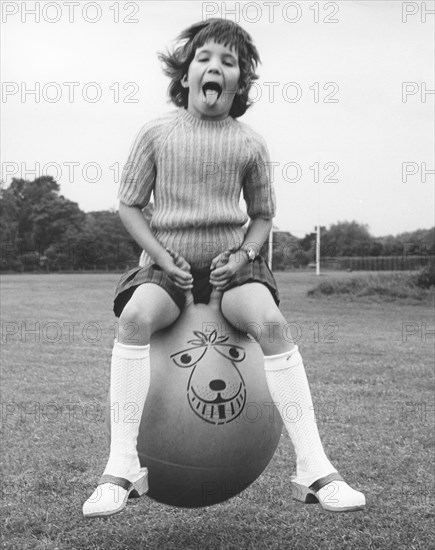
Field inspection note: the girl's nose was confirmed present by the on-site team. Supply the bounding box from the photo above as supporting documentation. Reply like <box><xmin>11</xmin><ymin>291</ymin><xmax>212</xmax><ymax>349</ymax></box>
<box><xmin>206</xmin><ymin>59</ymin><xmax>222</xmax><ymax>74</ymax></box>
<box><xmin>207</xmin><ymin>66</ymin><xmax>221</xmax><ymax>75</ymax></box>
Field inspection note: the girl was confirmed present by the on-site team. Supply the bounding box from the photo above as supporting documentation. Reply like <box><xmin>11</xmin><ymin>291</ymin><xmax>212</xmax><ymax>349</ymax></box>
<box><xmin>83</xmin><ymin>18</ymin><xmax>365</xmax><ymax>518</ymax></box>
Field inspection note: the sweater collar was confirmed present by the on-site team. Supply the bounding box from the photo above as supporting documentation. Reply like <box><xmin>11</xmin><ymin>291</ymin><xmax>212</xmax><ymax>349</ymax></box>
<box><xmin>178</xmin><ymin>107</ymin><xmax>234</xmax><ymax>128</ymax></box>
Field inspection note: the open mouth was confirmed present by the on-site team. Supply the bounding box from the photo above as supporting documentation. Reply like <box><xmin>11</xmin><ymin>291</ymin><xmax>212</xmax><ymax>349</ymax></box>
<box><xmin>202</xmin><ymin>82</ymin><xmax>223</xmax><ymax>106</ymax></box>
<box><xmin>202</xmin><ymin>81</ymin><xmax>223</xmax><ymax>97</ymax></box>
<box><xmin>189</xmin><ymin>383</ymin><xmax>246</xmax><ymax>425</ymax></box>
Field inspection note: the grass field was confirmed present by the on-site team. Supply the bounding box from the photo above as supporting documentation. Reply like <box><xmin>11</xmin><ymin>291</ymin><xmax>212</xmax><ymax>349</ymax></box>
<box><xmin>1</xmin><ymin>272</ymin><xmax>434</xmax><ymax>550</ymax></box>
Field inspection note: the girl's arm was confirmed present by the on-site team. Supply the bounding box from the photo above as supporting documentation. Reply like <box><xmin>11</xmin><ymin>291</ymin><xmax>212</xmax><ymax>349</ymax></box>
<box><xmin>118</xmin><ymin>202</ymin><xmax>193</xmax><ymax>290</ymax></box>
<box><xmin>209</xmin><ymin>217</ymin><xmax>273</xmax><ymax>289</ymax></box>
<box><xmin>241</xmin><ymin>217</ymin><xmax>273</xmax><ymax>255</ymax></box>
<box><xmin>210</xmin><ymin>217</ymin><xmax>272</xmax><ymax>271</ymax></box>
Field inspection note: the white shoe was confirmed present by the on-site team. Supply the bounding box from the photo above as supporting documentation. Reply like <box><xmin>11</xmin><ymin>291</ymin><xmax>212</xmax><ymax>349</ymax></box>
<box><xmin>83</xmin><ymin>468</ymin><xmax>148</xmax><ymax>518</ymax></box>
<box><xmin>291</xmin><ymin>472</ymin><xmax>366</xmax><ymax>512</ymax></box>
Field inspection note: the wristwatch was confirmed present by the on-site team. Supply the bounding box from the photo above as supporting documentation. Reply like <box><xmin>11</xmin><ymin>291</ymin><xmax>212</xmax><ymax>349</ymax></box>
<box><xmin>240</xmin><ymin>245</ymin><xmax>257</xmax><ymax>263</ymax></box>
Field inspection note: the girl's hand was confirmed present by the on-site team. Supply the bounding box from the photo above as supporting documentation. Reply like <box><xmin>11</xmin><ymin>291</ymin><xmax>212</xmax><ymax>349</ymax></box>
<box><xmin>159</xmin><ymin>249</ymin><xmax>193</xmax><ymax>290</ymax></box>
<box><xmin>209</xmin><ymin>250</ymin><xmax>246</xmax><ymax>290</ymax></box>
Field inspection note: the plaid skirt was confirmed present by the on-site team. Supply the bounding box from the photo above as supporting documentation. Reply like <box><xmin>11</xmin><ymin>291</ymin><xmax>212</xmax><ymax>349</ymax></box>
<box><xmin>113</xmin><ymin>255</ymin><xmax>280</xmax><ymax>317</ymax></box>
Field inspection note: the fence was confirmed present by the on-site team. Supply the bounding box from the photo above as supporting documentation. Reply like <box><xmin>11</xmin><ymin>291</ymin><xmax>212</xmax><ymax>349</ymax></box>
<box><xmin>0</xmin><ymin>264</ymin><xmax>137</xmax><ymax>274</ymax></box>
<box><xmin>0</xmin><ymin>255</ymin><xmax>432</xmax><ymax>274</ymax></box>
<box><xmin>314</xmin><ymin>255</ymin><xmax>432</xmax><ymax>271</ymax></box>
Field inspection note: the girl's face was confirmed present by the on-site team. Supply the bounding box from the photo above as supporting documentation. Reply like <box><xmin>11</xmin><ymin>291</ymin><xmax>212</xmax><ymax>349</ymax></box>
<box><xmin>182</xmin><ymin>40</ymin><xmax>241</xmax><ymax>121</ymax></box>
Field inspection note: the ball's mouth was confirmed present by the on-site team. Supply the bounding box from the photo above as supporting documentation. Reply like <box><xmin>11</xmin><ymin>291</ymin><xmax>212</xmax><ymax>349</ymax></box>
<box><xmin>188</xmin><ymin>383</ymin><xmax>245</xmax><ymax>425</ymax></box>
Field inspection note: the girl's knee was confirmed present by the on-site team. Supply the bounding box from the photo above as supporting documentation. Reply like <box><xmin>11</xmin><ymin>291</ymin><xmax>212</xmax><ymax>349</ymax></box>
<box><xmin>244</xmin><ymin>308</ymin><xmax>290</xmax><ymax>352</ymax></box>
<box><xmin>117</xmin><ymin>288</ymin><xmax>181</xmax><ymax>345</ymax></box>
<box><xmin>259</xmin><ymin>306</ymin><xmax>286</xmax><ymax>328</ymax></box>
<box><xmin>120</xmin><ymin>306</ymin><xmax>152</xmax><ymax>328</ymax></box>
<box><xmin>118</xmin><ymin>303</ymin><xmax>154</xmax><ymax>345</ymax></box>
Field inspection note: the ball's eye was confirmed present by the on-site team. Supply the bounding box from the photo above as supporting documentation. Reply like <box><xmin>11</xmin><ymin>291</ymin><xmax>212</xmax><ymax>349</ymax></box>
<box><xmin>171</xmin><ymin>346</ymin><xmax>208</xmax><ymax>368</ymax></box>
<box><xmin>229</xmin><ymin>348</ymin><xmax>239</xmax><ymax>359</ymax></box>
<box><xmin>213</xmin><ymin>344</ymin><xmax>246</xmax><ymax>362</ymax></box>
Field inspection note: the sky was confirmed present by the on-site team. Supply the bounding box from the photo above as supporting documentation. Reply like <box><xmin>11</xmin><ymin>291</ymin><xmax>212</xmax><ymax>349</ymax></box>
<box><xmin>1</xmin><ymin>0</ymin><xmax>434</xmax><ymax>238</ymax></box>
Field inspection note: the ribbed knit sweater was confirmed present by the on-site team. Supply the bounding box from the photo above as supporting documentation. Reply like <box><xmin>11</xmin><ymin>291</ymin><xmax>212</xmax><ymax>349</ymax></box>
<box><xmin>118</xmin><ymin>108</ymin><xmax>276</xmax><ymax>269</ymax></box>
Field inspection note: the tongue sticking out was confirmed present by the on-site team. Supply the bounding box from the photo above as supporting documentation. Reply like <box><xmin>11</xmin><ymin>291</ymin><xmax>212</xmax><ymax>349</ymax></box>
<box><xmin>202</xmin><ymin>82</ymin><xmax>222</xmax><ymax>107</ymax></box>
<box><xmin>204</xmin><ymin>89</ymin><xmax>219</xmax><ymax>107</ymax></box>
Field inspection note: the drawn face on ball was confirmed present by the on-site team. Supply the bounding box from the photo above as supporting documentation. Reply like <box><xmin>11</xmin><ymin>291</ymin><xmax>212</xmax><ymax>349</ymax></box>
<box><xmin>171</xmin><ymin>330</ymin><xmax>247</xmax><ymax>425</ymax></box>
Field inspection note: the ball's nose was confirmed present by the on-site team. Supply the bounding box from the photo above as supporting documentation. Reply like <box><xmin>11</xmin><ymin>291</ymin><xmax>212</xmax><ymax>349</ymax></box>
<box><xmin>209</xmin><ymin>379</ymin><xmax>226</xmax><ymax>392</ymax></box>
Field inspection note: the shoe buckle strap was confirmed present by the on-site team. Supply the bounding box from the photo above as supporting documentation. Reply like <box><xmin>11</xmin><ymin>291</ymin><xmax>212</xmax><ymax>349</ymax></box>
<box><xmin>309</xmin><ymin>472</ymin><xmax>344</xmax><ymax>493</ymax></box>
<box><xmin>98</xmin><ymin>474</ymin><xmax>133</xmax><ymax>491</ymax></box>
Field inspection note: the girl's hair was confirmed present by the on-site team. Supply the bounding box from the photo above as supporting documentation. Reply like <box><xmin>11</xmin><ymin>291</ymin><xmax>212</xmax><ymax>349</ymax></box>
<box><xmin>158</xmin><ymin>18</ymin><xmax>260</xmax><ymax>118</ymax></box>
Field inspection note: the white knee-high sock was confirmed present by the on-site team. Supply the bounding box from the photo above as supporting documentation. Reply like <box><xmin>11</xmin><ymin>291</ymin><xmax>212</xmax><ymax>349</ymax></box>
<box><xmin>264</xmin><ymin>346</ymin><xmax>335</xmax><ymax>486</ymax></box>
<box><xmin>103</xmin><ymin>341</ymin><xmax>150</xmax><ymax>480</ymax></box>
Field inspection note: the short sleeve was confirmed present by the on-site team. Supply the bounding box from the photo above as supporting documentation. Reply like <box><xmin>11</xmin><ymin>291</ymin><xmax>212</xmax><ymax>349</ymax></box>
<box><xmin>117</xmin><ymin>122</ymin><xmax>159</xmax><ymax>208</ymax></box>
<box><xmin>242</xmin><ymin>133</ymin><xmax>276</xmax><ymax>219</ymax></box>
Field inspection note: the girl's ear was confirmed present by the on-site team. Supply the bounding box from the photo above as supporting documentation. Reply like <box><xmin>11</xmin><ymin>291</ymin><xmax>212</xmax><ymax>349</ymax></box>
<box><xmin>181</xmin><ymin>74</ymin><xmax>189</xmax><ymax>88</ymax></box>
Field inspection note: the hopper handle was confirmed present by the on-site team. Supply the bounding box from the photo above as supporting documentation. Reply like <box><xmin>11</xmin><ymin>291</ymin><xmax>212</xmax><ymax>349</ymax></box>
<box><xmin>184</xmin><ymin>288</ymin><xmax>222</xmax><ymax>310</ymax></box>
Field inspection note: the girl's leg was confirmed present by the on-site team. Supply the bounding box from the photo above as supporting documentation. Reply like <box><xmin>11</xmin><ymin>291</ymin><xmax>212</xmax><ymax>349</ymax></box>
<box><xmin>83</xmin><ymin>283</ymin><xmax>181</xmax><ymax>518</ymax></box>
<box><xmin>221</xmin><ymin>283</ymin><xmax>365</xmax><ymax>512</ymax></box>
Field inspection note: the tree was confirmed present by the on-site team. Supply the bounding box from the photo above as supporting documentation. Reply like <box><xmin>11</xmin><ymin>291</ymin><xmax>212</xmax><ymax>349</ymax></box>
<box><xmin>264</xmin><ymin>231</ymin><xmax>309</xmax><ymax>269</ymax></box>
<box><xmin>1</xmin><ymin>177</ymin><xmax>90</xmax><ymax>270</ymax></box>
<box><xmin>0</xmin><ymin>175</ymin><xmax>157</xmax><ymax>271</ymax></box>
<box><xmin>320</xmin><ymin>221</ymin><xmax>374</xmax><ymax>257</ymax></box>
<box><xmin>0</xmin><ymin>183</ymin><xmax>19</xmax><ymax>244</ymax></box>
<box><xmin>2</xmin><ymin>175</ymin><xmax>85</xmax><ymax>249</ymax></box>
